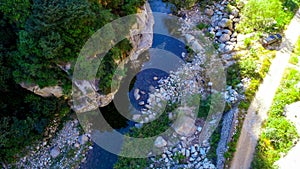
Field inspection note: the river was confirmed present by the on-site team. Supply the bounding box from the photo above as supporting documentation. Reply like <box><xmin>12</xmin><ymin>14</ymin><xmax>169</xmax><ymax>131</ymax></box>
<box><xmin>80</xmin><ymin>0</ymin><xmax>186</xmax><ymax>168</ymax></box>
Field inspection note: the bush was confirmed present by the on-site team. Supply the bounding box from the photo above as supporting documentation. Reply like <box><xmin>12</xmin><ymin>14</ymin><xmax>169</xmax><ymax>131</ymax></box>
<box><xmin>226</xmin><ymin>63</ymin><xmax>241</xmax><ymax>87</ymax></box>
<box><xmin>237</xmin><ymin>0</ymin><xmax>299</xmax><ymax>32</ymax></box>
<box><xmin>239</xmin><ymin>56</ymin><xmax>259</xmax><ymax>79</ymax></box>
<box><xmin>289</xmin><ymin>36</ymin><xmax>300</xmax><ymax>65</ymax></box>
<box><xmin>289</xmin><ymin>55</ymin><xmax>299</xmax><ymax>65</ymax></box>
<box><xmin>244</xmin><ymin>37</ymin><xmax>252</xmax><ymax>48</ymax></box>
<box><xmin>197</xmin><ymin>23</ymin><xmax>209</xmax><ymax>30</ymax></box>
<box><xmin>198</xmin><ymin>95</ymin><xmax>212</xmax><ymax>118</ymax></box>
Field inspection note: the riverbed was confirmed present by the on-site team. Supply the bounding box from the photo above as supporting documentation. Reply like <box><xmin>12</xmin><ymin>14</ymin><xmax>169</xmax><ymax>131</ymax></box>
<box><xmin>80</xmin><ymin>0</ymin><xmax>187</xmax><ymax>168</ymax></box>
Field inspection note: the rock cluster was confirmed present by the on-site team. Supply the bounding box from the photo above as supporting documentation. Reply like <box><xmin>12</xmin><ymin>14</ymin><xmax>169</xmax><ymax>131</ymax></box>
<box><xmin>205</xmin><ymin>1</ymin><xmax>241</xmax><ymax>53</ymax></box>
<box><xmin>144</xmin><ymin>1</ymin><xmax>245</xmax><ymax>169</ymax></box>
<box><xmin>12</xmin><ymin>120</ymin><xmax>91</xmax><ymax>168</ymax></box>
<box><xmin>132</xmin><ymin>53</ymin><xmax>207</xmax><ymax>124</ymax></box>
<box><xmin>150</xmin><ymin>119</ymin><xmax>215</xmax><ymax>169</ymax></box>
<box><xmin>225</xmin><ymin>85</ymin><xmax>243</xmax><ymax>104</ymax></box>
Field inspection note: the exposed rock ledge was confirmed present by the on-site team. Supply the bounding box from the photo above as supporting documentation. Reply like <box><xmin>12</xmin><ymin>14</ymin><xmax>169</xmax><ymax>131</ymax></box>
<box><xmin>72</xmin><ymin>2</ymin><xmax>154</xmax><ymax>113</ymax></box>
<box><xmin>20</xmin><ymin>2</ymin><xmax>154</xmax><ymax>113</ymax></box>
<box><xmin>20</xmin><ymin>82</ymin><xmax>63</xmax><ymax>98</ymax></box>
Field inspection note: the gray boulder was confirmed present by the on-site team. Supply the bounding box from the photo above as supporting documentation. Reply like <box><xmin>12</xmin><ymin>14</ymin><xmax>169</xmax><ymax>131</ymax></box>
<box><xmin>218</xmin><ymin>18</ymin><xmax>233</xmax><ymax>30</ymax></box>
<box><xmin>216</xmin><ymin>31</ymin><xmax>223</xmax><ymax>37</ymax></box>
<box><xmin>219</xmin><ymin>34</ymin><xmax>230</xmax><ymax>42</ymax></box>
<box><xmin>224</xmin><ymin>45</ymin><xmax>234</xmax><ymax>52</ymax></box>
<box><xmin>134</xmin><ymin>88</ymin><xmax>140</xmax><ymax>100</ymax></box>
<box><xmin>172</xmin><ymin>116</ymin><xmax>196</xmax><ymax>137</ymax></box>
<box><xmin>205</xmin><ymin>8</ymin><xmax>214</xmax><ymax>16</ymax></box>
<box><xmin>154</xmin><ymin>136</ymin><xmax>167</xmax><ymax>148</ymax></box>
<box><xmin>50</xmin><ymin>146</ymin><xmax>60</xmax><ymax>158</ymax></box>
<box><xmin>78</xmin><ymin>135</ymin><xmax>89</xmax><ymax>145</ymax></box>
<box><xmin>222</xmin><ymin>29</ymin><xmax>232</xmax><ymax>35</ymax></box>
<box><xmin>219</xmin><ymin>43</ymin><xmax>226</xmax><ymax>51</ymax></box>
<box><xmin>231</xmin><ymin>7</ymin><xmax>239</xmax><ymax>17</ymax></box>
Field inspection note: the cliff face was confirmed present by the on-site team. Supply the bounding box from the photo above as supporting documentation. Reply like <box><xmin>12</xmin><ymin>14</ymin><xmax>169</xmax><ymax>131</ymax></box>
<box><xmin>21</xmin><ymin>2</ymin><xmax>154</xmax><ymax>113</ymax></box>
<box><xmin>129</xmin><ymin>2</ymin><xmax>154</xmax><ymax>61</ymax></box>
<box><xmin>72</xmin><ymin>2</ymin><xmax>154</xmax><ymax>113</ymax></box>
<box><xmin>61</xmin><ymin>2</ymin><xmax>154</xmax><ymax>114</ymax></box>
<box><xmin>20</xmin><ymin>82</ymin><xmax>63</xmax><ymax>98</ymax></box>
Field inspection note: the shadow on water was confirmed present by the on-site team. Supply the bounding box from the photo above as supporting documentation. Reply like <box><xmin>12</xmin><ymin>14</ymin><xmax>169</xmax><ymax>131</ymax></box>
<box><xmin>81</xmin><ymin>0</ymin><xmax>187</xmax><ymax>168</ymax></box>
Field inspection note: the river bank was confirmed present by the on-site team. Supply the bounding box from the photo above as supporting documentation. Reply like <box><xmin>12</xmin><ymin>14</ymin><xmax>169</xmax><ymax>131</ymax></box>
<box><xmin>9</xmin><ymin>0</ymin><xmax>247</xmax><ymax>168</ymax></box>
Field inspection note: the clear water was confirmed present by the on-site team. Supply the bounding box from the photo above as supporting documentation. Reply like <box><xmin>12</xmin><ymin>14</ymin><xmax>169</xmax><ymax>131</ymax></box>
<box><xmin>80</xmin><ymin>1</ymin><xmax>187</xmax><ymax>168</ymax></box>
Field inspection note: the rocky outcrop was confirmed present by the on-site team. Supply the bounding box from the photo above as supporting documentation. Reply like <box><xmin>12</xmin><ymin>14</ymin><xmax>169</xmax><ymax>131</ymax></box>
<box><xmin>20</xmin><ymin>82</ymin><xmax>63</xmax><ymax>98</ymax></box>
<box><xmin>154</xmin><ymin>136</ymin><xmax>168</xmax><ymax>148</ymax></box>
<box><xmin>172</xmin><ymin>115</ymin><xmax>197</xmax><ymax>137</ymax></box>
<box><xmin>129</xmin><ymin>2</ymin><xmax>154</xmax><ymax>61</ymax></box>
<box><xmin>72</xmin><ymin>2</ymin><xmax>154</xmax><ymax>113</ymax></box>
<box><xmin>20</xmin><ymin>2</ymin><xmax>154</xmax><ymax>113</ymax></box>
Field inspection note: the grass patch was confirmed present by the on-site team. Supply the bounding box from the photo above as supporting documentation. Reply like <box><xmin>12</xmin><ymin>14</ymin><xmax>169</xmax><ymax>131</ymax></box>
<box><xmin>251</xmin><ymin>68</ymin><xmax>300</xmax><ymax>168</ymax></box>
<box><xmin>289</xmin><ymin>36</ymin><xmax>300</xmax><ymax>65</ymax></box>
<box><xmin>197</xmin><ymin>23</ymin><xmax>209</xmax><ymax>30</ymax></box>
<box><xmin>236</xmin><ymin>0</ymin><xmax>300</xmax><ymax>33</ymax></box>
<box><xmin>113</xmin><ymin>102</ymin><xmax>177</xmax><ymax>169</ymax></box>
<box><xmin>207</xmin><ymin>123</ymin><xmax>222</xmax><ymax>164</ymax></box>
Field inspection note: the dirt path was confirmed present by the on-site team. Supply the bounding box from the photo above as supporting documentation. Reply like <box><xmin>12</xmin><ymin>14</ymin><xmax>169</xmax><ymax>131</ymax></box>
<box><xmin>230</xmin><ymin>9</ymin><xmax>300</xmax><ymax>169</ymax></box>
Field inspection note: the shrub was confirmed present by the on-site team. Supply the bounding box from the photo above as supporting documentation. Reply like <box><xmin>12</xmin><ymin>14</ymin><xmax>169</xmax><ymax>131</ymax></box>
<box><xmin>289</xmin><ymin>55</ymin><xmax>299</xmax><ymax>65</ymax></box>
<box><xmin>226</xmin><ymin>63</ymin><xmax>241</xmax><ymax>87</ymax></box>
<box><xmin>244</xmin><ymin>38</ymin><xmax>252</xmax><ymax>48</ymax></box>
<box><xmin>237</xmin><ymin>0</ymin><xmax>299</xmax><ymax>32</ymax></box>
<box><xmin>289</xmin><ymin>36</ymin><xmax>300</xmax><ymax>65</ymax></box>
<box><xmin>197</xmin><ymin>23</ymin><xmax>209</xmax><ymax>30</ymax></box>
<box><xmin>239</xmin><ymin>56</ymin><xmax>259</xmax><ymax>79</ymax></box>
<box><xmin>198</xmin><ymin>95</ymin><xmax>212</xmax><ymax>118</ymax></box>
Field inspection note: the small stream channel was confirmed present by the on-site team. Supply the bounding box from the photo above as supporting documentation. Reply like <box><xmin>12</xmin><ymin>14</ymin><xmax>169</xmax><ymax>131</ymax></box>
<box><xmin>80</xmin><ymin>1</ymin><xmax>186</xmax><ymax>168</ymax></box>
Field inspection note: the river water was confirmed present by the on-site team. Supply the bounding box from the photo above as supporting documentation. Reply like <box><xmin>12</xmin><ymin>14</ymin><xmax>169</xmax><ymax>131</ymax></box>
<box><xmin>81</xmin><ymin>0</ymin><xmax>186</xmax><ymax>168</ymax></box>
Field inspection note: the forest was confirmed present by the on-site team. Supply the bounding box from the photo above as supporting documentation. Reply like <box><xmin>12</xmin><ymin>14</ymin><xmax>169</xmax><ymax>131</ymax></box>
<box><xmin>0</xmin><ymin>0</ymin><xmax>144</xmax><ymax>164</ymax></box>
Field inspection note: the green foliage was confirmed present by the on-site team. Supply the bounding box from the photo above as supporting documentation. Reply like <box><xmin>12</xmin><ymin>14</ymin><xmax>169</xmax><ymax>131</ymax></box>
<box><xmin>207</xmin><ymin>123</ymin><xmax>222</xmax><ymax>163</ymax></box>
<box><xmin>173</xmin><ymin>152</ymin><xmax>186</xmax><ymax>164</ymax></box>
<box><xmin>237</xmin><ymin>0</ymin><xmax>300</xmax><ymax>33</ymax></box>
<box><xmin>269</xmin><ymin>69</ymin><xmax>300</xmax><ymax>117</ymax></box>
<box><xmin>252</xmin><ymin>68</ymin><xmax>300</xmax><ymax>168</ymax></box>
<box><xmin>0</xmin><ymin>89</ymin><xmax>69</xmax><ymax>163</ymax></box>
<box><xmin>114</xmin><ymin>157</ymin><xmax>148</xmax><ymax>169</ymax></box>
<box><xmin>12</xmin><ymin>0</ymin><xmax>97</xmax><ymax>87</ymax></box>
<box><xmin>0</xmin><ymin>0</ymin><xmax>31</xmax><ymax>28</ymax></box>
<box><xmin>244</xmin><ymin>38</ymin><xmax>252</xmax><ymax>48</ymax></box>
<box><xmin>114</xmin><ymin>102</ymin><xmax>177</xmax><ymax>168</ymax></box>
<box><xmin>239</xmin><ymin>56</ymin><xmax>259</xmax><ymax>79</ymax></box>
<box><xmin>167</xmin><ymin>0</ymin><xmax>198</xmax><ymax>9</ymax></box>
<box><xmin>289</xmin><ymin>36</ymin><xmax>300</xmax><ymax>65</ymax></box>
<box><xmin>97</xmin><ymin>39</ymin><xmax>132</xmax><ymax>94</ymax></box>
<box><xmin>197</xmin><ymin>23</ymin><xmax>209</xmax><ymax>30</ymax></box>
<box><xmin>245</xmin><ymin>79</ymin><xmax>260</xmax><ymax>101</ymax></box>
<box><xmin>198</xmin><ymin>95</ymin><xmax>212</xmax><ymax>118</ymax></box>
<box><xmin>131</xmin><ymin>109</ymin><xmax>172</xmax><ymax>138</ymax></box>
<box><xmin>289</xmin><ymin>55</ymin><xmax>299</xmax><ymax>65</ymax></box>
<box><xmin>0</xmin><ymin>0</ymin><xmax>146</xmax><ymax>164</ymax></box>
<box><xmin>226</xmin><ymin>63</ymin><xmax>241</xmax><ymax>87</ymax></box>
<box><xmin>225</xmin><ymin>4</ymin><xmax>234</xmax><ymax>13</ymax></box>
<box><xmin>10</xmin><ymin>0</ymin><xmax>144</xmax><ymax>88</ymax></box>
<box><xmin>213</xmin><ymin>42</ymin><xmax>219</xmax><ymax>49</ymax></box>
